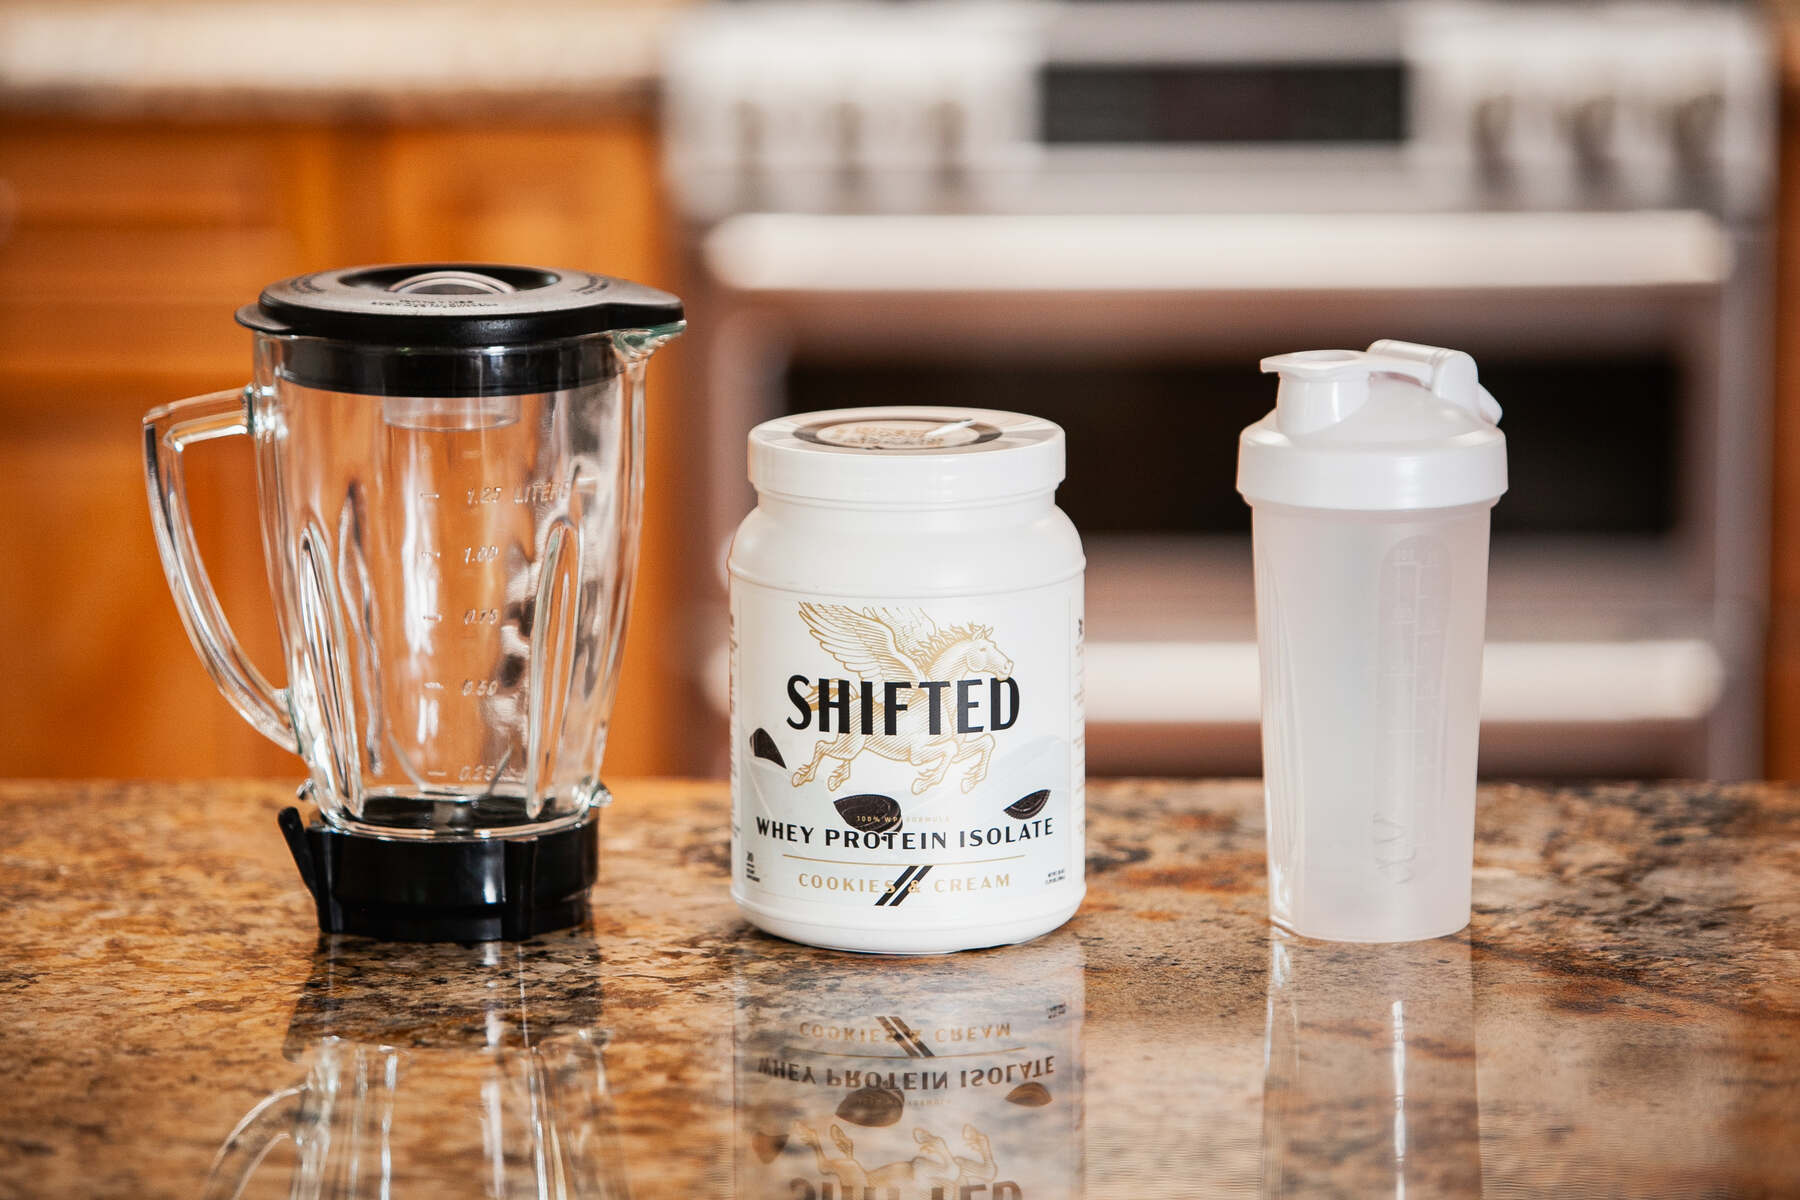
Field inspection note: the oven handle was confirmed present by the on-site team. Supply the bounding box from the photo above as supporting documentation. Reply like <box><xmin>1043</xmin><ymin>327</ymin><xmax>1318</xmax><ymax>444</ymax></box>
<box><xmin>703</xmin><ymin>210</ymin><xmax>1732</xmax><ymax>294</ymax></box>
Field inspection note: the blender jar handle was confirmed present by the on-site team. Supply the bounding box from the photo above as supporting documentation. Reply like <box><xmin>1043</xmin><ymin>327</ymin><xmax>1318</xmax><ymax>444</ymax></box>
<box><xmin>143</xmin><ymin>387</ymin><xmax>296</xmax><ymax>751</ymax></box>
<box><xmin>201</xmin><ymin>1082</ymin><xmax>306</xmax><ymax>1200</ymax></box>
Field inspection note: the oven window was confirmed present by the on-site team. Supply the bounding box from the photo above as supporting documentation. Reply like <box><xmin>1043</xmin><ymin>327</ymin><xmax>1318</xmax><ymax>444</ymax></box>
<box><xmin>1041</xmin><ymin>62</ymin><xmax>1409</xmax><ymax>145</ymax></box>
<box><xmin>784</xmin><ymin>356</ymin><xmax>1679</xmax><ymax>536</ymax></box>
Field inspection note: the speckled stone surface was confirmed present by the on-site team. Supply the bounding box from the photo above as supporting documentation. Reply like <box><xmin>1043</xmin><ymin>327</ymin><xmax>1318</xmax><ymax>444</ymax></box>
<box><xmin>0</xmin><ymin>779</ymin><xmax>1795</xmax><ymax>1198</ymax></box>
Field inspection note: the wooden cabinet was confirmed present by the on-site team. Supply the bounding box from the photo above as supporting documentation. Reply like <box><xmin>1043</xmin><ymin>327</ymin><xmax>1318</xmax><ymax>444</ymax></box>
<box><xmin>0</xmin><ymin>114</ymin><xmax>687</xmax><ymax>779</ymax></box>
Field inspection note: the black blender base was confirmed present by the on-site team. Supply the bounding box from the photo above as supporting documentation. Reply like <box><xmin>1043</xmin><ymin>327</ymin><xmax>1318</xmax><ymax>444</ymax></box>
<box><xmin>277</xmin><ymin>802</ymin><xmax>599</xmax><ymax>942</ymax></box>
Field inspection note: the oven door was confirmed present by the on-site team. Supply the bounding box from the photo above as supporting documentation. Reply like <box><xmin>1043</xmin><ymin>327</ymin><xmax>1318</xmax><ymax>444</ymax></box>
<box><xmin>689</xmin><ymin>210</ymin><xmax>1767</xmax><ymax>777</ymax></box>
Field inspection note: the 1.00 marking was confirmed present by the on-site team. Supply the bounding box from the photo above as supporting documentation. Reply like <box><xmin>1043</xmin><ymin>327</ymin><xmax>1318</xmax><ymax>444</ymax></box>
<box><xmin>464</xmin><ymin>545</ymin><xmax>499</xmax><ymax>564</ymax></box>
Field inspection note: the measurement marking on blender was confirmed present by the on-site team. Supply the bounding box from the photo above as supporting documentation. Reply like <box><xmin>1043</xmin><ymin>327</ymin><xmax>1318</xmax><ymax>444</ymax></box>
<box><xmin>422</xmin><ymin>681</ymin><xmax>445</xmax><ymax>691</ymax></box>
<box><xmin>418</xmin><ymin>491</ymin><xmax>440</xmax><ymax>500</ymax></box>
<box><xmin>421</xmin><ymin>613</ymin><xmax>443</xmax><ymax>623</ymax></box>
<box><xmin>424</xmin><ymin>769</ymin><xmax>448</xmax><ymax>779</ymax></box>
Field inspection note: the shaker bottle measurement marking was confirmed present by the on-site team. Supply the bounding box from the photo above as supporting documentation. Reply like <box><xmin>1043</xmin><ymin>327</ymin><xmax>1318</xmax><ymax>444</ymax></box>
<box><xmin>1374</xmin><ymin>536</ymin><xmax>1451</xmax><ymax>883</ymax></box>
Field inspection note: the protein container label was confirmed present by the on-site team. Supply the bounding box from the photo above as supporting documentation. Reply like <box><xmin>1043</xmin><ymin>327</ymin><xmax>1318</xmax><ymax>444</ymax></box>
<box><xmin>731</xmin><ymin>583</ymin><xmax>1084</xmax><ymax>915</ymax></box>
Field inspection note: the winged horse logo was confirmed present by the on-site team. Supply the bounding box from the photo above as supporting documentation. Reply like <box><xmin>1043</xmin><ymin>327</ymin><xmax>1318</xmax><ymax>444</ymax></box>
<box><xmin>791</xmin><ymin>604</ymin><xmax>1015</xmax><ymax>796</ymax></box>
<box><xmin>791</xmin><ymin>1121</ymin><xmax>997</xmax><ymax>1200</ymax></box>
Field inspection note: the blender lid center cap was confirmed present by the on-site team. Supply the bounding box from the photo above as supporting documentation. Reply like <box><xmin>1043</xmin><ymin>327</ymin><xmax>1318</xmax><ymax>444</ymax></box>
<box><xmin>386</xmin><ymin>269</ymin><xmax>520</xmax><ymax>296</ymax></box>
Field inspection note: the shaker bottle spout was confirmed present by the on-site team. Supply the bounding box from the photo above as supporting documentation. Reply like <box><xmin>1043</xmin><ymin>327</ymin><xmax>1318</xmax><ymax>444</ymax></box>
<box><xmin>1260</xmin><ymin>350</ymin><xmax>1371</xmax><ymax>436</ymax></box>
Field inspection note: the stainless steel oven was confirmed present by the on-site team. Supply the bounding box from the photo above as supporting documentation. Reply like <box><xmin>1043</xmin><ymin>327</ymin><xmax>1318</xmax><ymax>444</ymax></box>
<box><xmin>662</xmin><ymin>0</ymin><xmax>1774</xmax><ymax>778</ymax></box>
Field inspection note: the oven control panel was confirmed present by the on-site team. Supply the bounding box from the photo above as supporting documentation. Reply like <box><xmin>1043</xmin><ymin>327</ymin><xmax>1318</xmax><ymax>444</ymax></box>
<box><xmin>662</xmin><ymin>1</ymin><xmax>1771</xmax><ymax>220</ymax></box>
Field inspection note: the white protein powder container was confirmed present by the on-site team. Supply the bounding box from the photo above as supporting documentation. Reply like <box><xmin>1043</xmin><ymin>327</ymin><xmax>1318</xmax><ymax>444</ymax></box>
<box><xmin>729</xmin><ymin>407</ymin><xmax>1086</xmax><ymax>954</ymax></box>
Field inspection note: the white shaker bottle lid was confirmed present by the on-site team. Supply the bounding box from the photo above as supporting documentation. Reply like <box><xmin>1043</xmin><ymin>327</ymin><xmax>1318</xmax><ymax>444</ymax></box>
<box><xmin>1237</xmin><ymin>340</ymin><xmax>1507</xmax><ymax>511</ymax></box>
<box><xmin>749</xmin><ymin>407</ymin><xmax>1065</xmax><ymax>506</ymax></box>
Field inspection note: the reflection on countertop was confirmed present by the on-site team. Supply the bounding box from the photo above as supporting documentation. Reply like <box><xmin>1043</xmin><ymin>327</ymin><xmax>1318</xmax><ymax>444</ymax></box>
<box><xmin>732</xmin><ymin>934</ymin><xmax>1084</xmax><ymax>1200</ymax></box>
<box><xmin>1263</xmin><ymin>933</ymin><xmax>1480</xmax><ymax>1199</ymax></box>
<box><xmin>207</xmin><ymin>934</ymin><xmax>626</xmax><ymax>1198</ymax></box>
<box><xmin>0</xmin><ymin>779</ymin><xmax>1795</xmax><ymax>1196</ymax></box>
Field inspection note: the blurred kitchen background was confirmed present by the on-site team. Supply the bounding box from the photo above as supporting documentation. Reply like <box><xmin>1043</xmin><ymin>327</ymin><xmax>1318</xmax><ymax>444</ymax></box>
<box><xmin>4</xmin><ymin>0</ymin><xmax>1799</xmax><ymax>782</ymax></box>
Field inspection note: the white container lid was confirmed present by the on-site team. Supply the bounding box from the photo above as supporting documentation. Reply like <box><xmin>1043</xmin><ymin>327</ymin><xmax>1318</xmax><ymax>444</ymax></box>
<box><xmin>1237</xmin><ymin>340</ymin><xmax>1508</xmax><ymax>512</ymax></box>
<box><xmin>749</xmin><ymin>406</ymin><xmax>1065</xmax><ymax>506</ymax></box>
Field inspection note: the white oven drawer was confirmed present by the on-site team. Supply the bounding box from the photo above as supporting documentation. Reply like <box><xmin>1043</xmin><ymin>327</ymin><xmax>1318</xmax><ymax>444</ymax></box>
<box><xmin>1084</xmin><ymin>637</ymin><xmax>1724</xmax><ymax>726</ymax></box>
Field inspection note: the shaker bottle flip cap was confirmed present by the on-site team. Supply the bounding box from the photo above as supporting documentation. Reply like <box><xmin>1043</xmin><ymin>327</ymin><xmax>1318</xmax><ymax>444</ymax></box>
<box><xmin>1237</xmin><ymin>339</ymin><xmax>1507</xmax><ymax>511</ymax></box>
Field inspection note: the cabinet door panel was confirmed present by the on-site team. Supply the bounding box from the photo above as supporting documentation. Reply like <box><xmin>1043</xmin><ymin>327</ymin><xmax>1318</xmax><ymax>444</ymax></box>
<box><xmin>0</xmin><ymin>426</ymin><xmax>291</xmax><ymax>778</ymax></box>
<box><xmin>0</xmin><ymin>125</ymin><xmax>283</xmax><ymax>226</ymax></box>
<box><xmin>0</xmin><ymin>124</ymin><xmax>321</xmax><ymax>779</ymax></box>
<box><xmin>379</xmin><ymin>124</ymin><xmax>664</xmax><ymax>283</ymax></box>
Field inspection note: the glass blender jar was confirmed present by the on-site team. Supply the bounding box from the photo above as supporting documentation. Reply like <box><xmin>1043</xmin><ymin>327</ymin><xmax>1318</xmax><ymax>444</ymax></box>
<box><xmin>143</xmin><ymin>263</ymin><xmax>683</xmax><ymax>940</ymax></box>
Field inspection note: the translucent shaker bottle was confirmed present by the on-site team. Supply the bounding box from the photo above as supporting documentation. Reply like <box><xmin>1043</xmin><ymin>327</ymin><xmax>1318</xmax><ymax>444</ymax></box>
<box><xmin>1237</xmin><ymin>340</ymin><xmax>1507</xmax><ymax>942</ymax></box>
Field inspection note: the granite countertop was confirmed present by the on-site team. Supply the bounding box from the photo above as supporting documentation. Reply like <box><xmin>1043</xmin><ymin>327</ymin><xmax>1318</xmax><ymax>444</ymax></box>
<box><xmin>1</xmin><ymin>779</ymin><xmax>1795</xmax><ymax>1197</ymax></box>
<box><xmin>0</xmin><ymin>2</ymin><xmax>685</xmax><ymax>118</ymax></box>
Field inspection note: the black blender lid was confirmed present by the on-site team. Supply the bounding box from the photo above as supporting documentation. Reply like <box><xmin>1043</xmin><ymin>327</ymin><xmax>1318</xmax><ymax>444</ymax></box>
<box><xmin>237</xmin><ymin>262</ymin><xmax>683</xmax><ymax>346</ymax></box>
